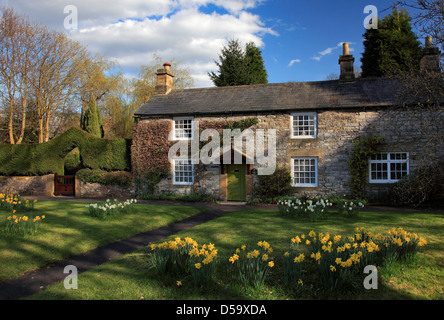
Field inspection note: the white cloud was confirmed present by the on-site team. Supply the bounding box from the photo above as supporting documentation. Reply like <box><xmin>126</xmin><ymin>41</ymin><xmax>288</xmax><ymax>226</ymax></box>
<box><xmin>7</xmin><ymin>0</ymin><xmax>275</xmax><ymax>88</ymax></box>
<box><xmin>288</xmin><ymin>59</ymin><xmax>301</xmax><ymax>67</ymax></box>
<box><xmin>311</xmin><ymin>42</ymin><xmax>354</xmax><ymax>61</ymax></box>
<box><xmin>319</xmin><ymin>47</ymin><xmax>336</xmax><ymax>56</ymax></box>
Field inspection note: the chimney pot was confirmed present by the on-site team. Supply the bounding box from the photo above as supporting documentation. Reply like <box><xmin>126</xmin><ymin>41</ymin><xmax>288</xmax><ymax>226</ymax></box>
<box><xmin>420</xmin><ymin>36</ymin><xmax>441</xmax><ymax>73</ymax></box>
<box><xmin>425</xmin><ymin>36</ymin><xmax>432</xmax><ymax>48</ymax></box>
<box><xmin>343</xmin><ymin>43</ymin><xmax>349</xmax><ymax>55</ymax></box>
<box><xmin>339</xmin><ymin>42</ymin><xmax>355</xmax><ymax>82</ymax></box>
<box><xmin>155</xmin><ymin>63</ymin><xmax>174</xmax><ymax>95</ymax></box>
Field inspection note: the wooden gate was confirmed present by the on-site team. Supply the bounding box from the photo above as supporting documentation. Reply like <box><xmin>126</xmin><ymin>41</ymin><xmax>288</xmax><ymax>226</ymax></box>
<box><xmin>54</xmin><ymin>173</ymin><xmax>75</xmax><ymax>196</ymax></box>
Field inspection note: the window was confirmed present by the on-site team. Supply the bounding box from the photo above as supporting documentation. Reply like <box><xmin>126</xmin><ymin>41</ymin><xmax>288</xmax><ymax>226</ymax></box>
<box><xmin>173</xmin><ymin>117</ymin><xmax>193</xmax><ymax>140</ymax></box>
<box><xmin>369</xmin><ymin>152</ymin><xmax>409</xmax><ymax>183</ymax></box>
<box><xmin>173</xmin><ymin>159</ymin><xmax>194</xmax><ymax>185</ymax></box>
<box><xmin>292</xmin><ymin>157</ymin><xmax>318</xmax><ymax>187</ymax></box>
<box><xmin>291</xmin><ymin>113</ymin><xmax>317</xmax><ymax>138</ymax></box>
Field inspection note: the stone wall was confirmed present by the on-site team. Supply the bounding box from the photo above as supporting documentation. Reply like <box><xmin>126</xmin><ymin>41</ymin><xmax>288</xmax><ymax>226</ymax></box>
<box><xmin>0</xmin><ymin>174</ymin><xmax>54</xmax><ymax>196</ymax></box>
<box><xmin>76</xmin><ymin>179</ymin><xmax>136</xmax><ymax>199</ymax></box>
<box><xmin>134</xmin><ymin>107</ymin><xmax>443</xmax><ymax>200</ymax></box>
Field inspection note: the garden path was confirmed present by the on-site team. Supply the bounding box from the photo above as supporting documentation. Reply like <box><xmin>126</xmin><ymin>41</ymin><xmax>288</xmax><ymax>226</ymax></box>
<box><xmin>0</xmin><ymin>197</ymin><xmax>263</xmax><ymax>300</ymax></box>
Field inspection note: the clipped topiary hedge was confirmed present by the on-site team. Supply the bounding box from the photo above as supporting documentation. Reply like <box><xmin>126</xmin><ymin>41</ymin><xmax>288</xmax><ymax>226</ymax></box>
<box><xmin>0</xmin><ymin>127</ymin><xmax>131</xmax><ymax>176</ymax></box>
<box><xmin>76</xmin><ymin>168</ymin><xmax>134</xmax><ymax>187</ymax></box>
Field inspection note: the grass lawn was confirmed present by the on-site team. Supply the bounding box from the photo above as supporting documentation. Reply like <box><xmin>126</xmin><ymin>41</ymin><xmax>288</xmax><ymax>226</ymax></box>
<box><xmin>26</xmin><ymin>207</ymin><xmax>444</xmax><ymax>300</ymax></box>
<box><xmin>0</xmin><ymin>200</ymin><xmax>206</xmax><ymax>282</ymax></box>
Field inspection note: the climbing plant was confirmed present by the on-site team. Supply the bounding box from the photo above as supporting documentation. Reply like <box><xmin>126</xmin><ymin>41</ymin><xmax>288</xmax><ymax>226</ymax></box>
<box><xmin>348</xmin><ymin>136</ymin><xmax>384</xmax><ymax>199</ymax></box>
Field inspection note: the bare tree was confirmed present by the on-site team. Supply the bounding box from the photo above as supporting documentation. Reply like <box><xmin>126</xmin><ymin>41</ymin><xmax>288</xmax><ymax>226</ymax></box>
<box><xmin>395</xmin><ymin>0</ymin><xmax>444</xmax><ymax>63</ymax></box>
<box><xmin>0</xmin><ymin>7</ymin><xmax>40</xmax><ymax>144</ymax></box>
<box><xmin>30</xmin><ymin>26</ymin><xmax>90</xmax><ymax>142</ymax></box>
<box><xmin>78</xmin><ymin>54</ymin><xmax>122</xmax><ymax>129</ymax></box>
<box><xmin>102</xmin><ymin>54</ymin><xmax>194</xmax><ymax>139</ymax></box>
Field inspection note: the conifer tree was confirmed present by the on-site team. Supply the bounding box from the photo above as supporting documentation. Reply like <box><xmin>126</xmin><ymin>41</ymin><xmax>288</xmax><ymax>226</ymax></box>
<box><xmin>209</xmin><ymin>39</ymin><xmax>268</xmax><ymax>86</ymax></box>
<box><xmin>244</xmin><ymin>42</ymin><xmax>268</xmax><ymax>84</ymax></box>
<box><xmin>361</xmin><ymin>8</ymin><xmax>422</xmax><ymax>77</ymax></box>
<box><xmin>81</xmin><ymin>98</ymin><xmax>104</xmax><ymax>138</ymax></box>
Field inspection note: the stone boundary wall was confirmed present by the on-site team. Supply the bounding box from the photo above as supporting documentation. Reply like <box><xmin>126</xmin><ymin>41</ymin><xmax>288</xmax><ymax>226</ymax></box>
<box><xmin>0</xmin><ymin>174</ymin><xmax>54</xmax><ymax>196</ymax></box>
<box><xmin>76</xmin><ymin>179</ymin><xmax>136</xmax><ymax>199</ymax></box>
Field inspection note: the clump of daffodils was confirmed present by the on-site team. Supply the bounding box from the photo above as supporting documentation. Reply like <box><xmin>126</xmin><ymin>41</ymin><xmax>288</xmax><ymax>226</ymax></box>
<box><xmin>3</xmin><ymin>213</ymin><xmax>46</xmax><ymax>236</ymax></box>
<box><xmin>0</xmin><ymin>193</ymin><xmax>37</xmax><ymax>212</ymax></box>
<box><xmin>229</xmin><ymin>241</ymin><xmax>275</xmax><ymax>289</ymax></box>
<box><xmin>286</xmin><ymin>227</ymin><xmax>427</xmax><ymax>291</ymax></box>
<box><xmin>150</xmin><ymin>237</ymin><xmax>218</xmax><ymax>285</ymax></box>
<box><xmin>277</xmin><ymin>198</ymin><xmax>333</xmax><ymax>221</ymax></box>
<box><xmin>86</xmin><ymin>198</ymin><xmax>137</xmax><ymax>218</ymax></box>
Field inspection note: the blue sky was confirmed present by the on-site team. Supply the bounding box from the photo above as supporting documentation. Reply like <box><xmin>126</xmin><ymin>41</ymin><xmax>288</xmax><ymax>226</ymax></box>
<box><xmin>5</xmin><ymin>0</ymin><xmax>423</xmax><ymax>87</ymax></box>
<box><xmin>249</xmin><ymin>0</ymin><xmax>401</xmax><ymax>83</ymax></box>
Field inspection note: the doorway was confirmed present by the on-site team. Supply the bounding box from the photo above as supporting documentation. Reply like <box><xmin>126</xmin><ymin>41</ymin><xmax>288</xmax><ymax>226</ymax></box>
<box><xmin>227</xmin><ymin>164</ymin><xmax>246</xmax><ymax>201</ymax></box>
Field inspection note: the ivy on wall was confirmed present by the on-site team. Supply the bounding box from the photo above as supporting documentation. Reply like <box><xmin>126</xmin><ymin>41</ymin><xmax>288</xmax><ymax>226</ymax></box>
<box><xmin>131</xmin><ymin>120</ymin><xmax>173</xmax><ymax>194</ymax></box>
<box><xmin>348</xmin><ymin>135</ymin><xmax>384</xmax><ymax>199</ymax></box>
<box><xmin>131</xmin><ymin>117</ymin><xmax>259</xmax><ymax>195</ymax></box>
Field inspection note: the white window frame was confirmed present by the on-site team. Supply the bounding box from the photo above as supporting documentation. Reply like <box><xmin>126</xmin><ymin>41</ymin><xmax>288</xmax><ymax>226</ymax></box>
<box><xmin>369</xmin><ymin>152</ymin><xmax>409</xmax><ymax>183</ymax></box>
<box><xmin>291</xmin><ymin>157</ymin><xmax>318</xmax><ymax>187</ymax></box>
<box><xmin>173</xmin><ymin>117</ymin><xmax>194</xmax><ymax>140</ymax></box>
<box><xmin>291</xmin><ymin>112</ymin><xmax>317</xmax><ymax>139</ymax></box>
<box><xmin>172</xmin><ymin>158</ymin><xmax>194</xmax><ymax>185</ymax></box>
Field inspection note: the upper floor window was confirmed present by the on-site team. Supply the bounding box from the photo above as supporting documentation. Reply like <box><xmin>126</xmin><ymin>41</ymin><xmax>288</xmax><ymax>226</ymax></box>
<box><xmin>173</xmin><ymin>117</ymin><xmax>193</xmax><ymax>140</ymax></box>
<box><xmin>291</xmin><ymin>113</ymin><xmax>317</xmax><ymax>138</ymax></box>
<box><xmin>369</xmin><ymin>152</ymin><xmax>409</xmax><ymax>183</ymax></box>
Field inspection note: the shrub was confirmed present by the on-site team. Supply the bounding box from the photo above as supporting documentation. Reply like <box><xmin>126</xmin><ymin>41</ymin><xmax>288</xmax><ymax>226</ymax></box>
<box><xmin>0</xmin><ymin>127</ymin><xmax>130</xmax><ymax>176</ymax></box>
<box><xmin>76</xmin><ymin>169</ymin><xmax>134</xmax><ymax>187</ymax></box>
<box><xmin>253</xmin><ymin>165</ymin><xmax>293</xmax><ymax>201</ymax></box>
<box><xmin>390</xmin><ymin>158</ymin><xmax>444</xmax><ymax>207</ymax></box>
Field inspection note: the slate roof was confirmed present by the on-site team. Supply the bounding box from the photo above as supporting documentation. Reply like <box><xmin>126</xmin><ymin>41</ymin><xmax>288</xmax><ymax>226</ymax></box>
<box><xmin>134</xmin><ymin>77</ymin><xmax>402</xmax><ymax>117</ymax></box>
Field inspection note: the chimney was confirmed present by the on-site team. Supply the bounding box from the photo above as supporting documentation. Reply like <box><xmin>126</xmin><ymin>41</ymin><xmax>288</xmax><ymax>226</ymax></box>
<box><xmin>338</xmin><ymin>43</ymin><xmax>355</xmax><ymax>82</ymax></box>
<box><xmin>420</xmin><ymin>36</ymin><xmax>441</xmax><ymax>73</ymax></box>
<box><xmin>155</xmin><ymin>63</ymin><xmax>174</xmax><ymax>95</ymax></box>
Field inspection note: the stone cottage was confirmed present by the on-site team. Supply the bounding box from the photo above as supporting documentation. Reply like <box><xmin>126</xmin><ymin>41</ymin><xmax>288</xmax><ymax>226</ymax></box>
<box><xmin>132</xmin><ymin>40</ymin><xmax>443</xmax><ymax>202</ymax></box>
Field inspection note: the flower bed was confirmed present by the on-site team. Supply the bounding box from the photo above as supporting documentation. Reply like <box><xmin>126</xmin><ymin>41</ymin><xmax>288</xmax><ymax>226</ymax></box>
<box><xmin>0</xmin><ymin>194</ymin><xmax>42</xmax><ymax>237</ymax></box>
<box><xmin>85</xmin><ymin>198</ymin><xmax>137</xmax><ymax>219</ymax></box>
<box><xmin>149</xmin><ymin>237</ymin><xmax>218</xmax><ymax>285</ymax></box>
<box><xmin>148</xmin><ymin>227</ymin><xmax>427</xmax><ymax>292</ymax></box>
<box><xmin>277</xmin><ymin>198</ymin><xmax>333</xmax><ymax>221</ymax></box>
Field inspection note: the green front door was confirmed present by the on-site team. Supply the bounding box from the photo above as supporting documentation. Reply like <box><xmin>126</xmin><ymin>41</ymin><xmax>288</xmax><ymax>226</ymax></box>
<box><xmin>227</xmin><ymin>164</ymin><xmax>246</xmax><ymax>201</ymax></box>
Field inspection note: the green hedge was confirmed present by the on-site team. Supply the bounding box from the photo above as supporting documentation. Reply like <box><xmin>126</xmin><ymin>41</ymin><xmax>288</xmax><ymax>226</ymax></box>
<box><xmin>76</xmin><ymin>169</ymin><xmax>134</xmax><ymax>187</ymax></box>
<box><xmin>0</xmin><ymin>127</ymin><xmax>131</xmax><ymax>176</ymax></box>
